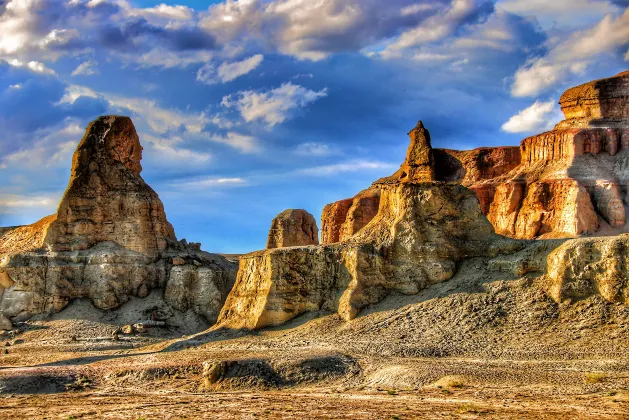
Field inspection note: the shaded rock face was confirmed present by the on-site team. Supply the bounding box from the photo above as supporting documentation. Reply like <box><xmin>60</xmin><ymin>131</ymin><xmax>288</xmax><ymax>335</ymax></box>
<box><xmin>266</xmin><ymin>209</ymin><xmax>319</xmax><ymax>249</ymax></box>
<box><xmin>44</xmin><ymin>116</ymin><xmax>176</xmax><ymax>255</ymax></box>
<box><xmin>0</xmin><ymin>116</ymin><xmax>237</xmax><ymax>324</ymax></box>
<box><xmin>218</xmin><ymin>121</ymin><xmax>511</xmax><ymax>329</ymax></box>
<box><xmin>438</xmin><ymin>71</ymin><xmax>629</xmax><ymax>239</ymax></box>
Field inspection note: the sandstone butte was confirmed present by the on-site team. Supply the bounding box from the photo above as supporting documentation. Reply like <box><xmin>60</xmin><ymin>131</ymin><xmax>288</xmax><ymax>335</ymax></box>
<box><xmin>0</xmin><ymin>116</ymin><xmax>237</xmax><ymax>330</ymax></box>
<box><xmin>216</xmin><ymin>71</ymin><xmax>629</xmax><ymax>330</ymax></box>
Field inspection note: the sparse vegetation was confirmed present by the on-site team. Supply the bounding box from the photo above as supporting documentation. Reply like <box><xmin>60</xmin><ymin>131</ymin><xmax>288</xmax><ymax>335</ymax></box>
<box><xmin>585</xmin><ymin>372</ymin><xmax>607</xmax><ymax>384</ymax></box>
<box><xmin>434</xmin><ymin>375</ymin><xmax>466</xmax><ymax>388</ymax></box>
<box><xmin>457</xmin><ymin>403</ymin><xmax>484</xmax><ymax>414</ymax></box>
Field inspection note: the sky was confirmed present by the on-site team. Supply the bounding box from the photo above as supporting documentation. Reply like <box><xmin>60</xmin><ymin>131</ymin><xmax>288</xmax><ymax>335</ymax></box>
<box><xmin>0</xmin><ymin>0</ymin><xmax>628</xmax><ymax>253</ymax></box>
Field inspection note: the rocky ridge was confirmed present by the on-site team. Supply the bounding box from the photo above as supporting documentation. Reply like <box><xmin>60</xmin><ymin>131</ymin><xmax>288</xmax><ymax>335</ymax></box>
<box><xmin>217</xmin><ymin>74</ymin><xmax>629</xmax><ymax>330</ymax></box>
<box><xmin>0</xmin><ymin>116</ymin><xmax>237</xmax><ymax>329</ymax></box>
<box><xmin>438</xmin><ymin>71</ymin><xmax>629</xmax><ymax>239</ymax></box>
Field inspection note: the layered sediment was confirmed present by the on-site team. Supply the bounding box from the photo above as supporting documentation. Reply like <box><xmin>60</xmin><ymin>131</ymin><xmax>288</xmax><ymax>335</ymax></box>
<box><xmin>438</xmin><ymin>71</ymin><xmax>629</xmax><ymax>239</ymax></box>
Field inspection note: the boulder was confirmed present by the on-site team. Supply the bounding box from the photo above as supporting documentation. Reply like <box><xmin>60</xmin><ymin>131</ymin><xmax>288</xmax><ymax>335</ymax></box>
<box><xmin>266</xmin><ymin>209</ymin><xmax>319</xmax><ymax>249</ymax></box>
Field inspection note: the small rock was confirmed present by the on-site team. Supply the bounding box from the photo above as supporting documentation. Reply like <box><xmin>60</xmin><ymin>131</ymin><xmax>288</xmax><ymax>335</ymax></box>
<box><xmin>172</xmin><ymin>257</ymin><xmax>185</xmax><ymax>266</ymax></box>
<box><xmin>137</xmin><ymin>283</ymin><xmax>150</xmax><ymax>298</ymax></box>
<box><xmin>121</xmin><ymin>325</ymin><xmax>134</xmax><ymax>334</ymax></box>
<box><xmin>0</xmin><ymin>314</ymin><xmax>12</xmax><ymax>331</ymax></box>
<box><xmin>133</xmin><ymin>323</ymin><xmax>146</xmax><ymax>333</ymax></box>
<box><xmin>12</xmin><ymin>339</ymin><xmax>24</xmax><ymax>345</ymax></box>
<box><xmin>193</xmin><ymin>260</ymin><xmax>202</xmax><ymax>267</ymax></box>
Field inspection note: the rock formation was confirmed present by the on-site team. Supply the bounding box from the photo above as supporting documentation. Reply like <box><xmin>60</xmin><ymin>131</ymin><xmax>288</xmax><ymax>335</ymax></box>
<box><xmin>436</xmin><ymin>71</ymin><xmax>629</xmax><ymax>239</ymax></box>
<box><xmin>266</xmin><ymin>210</ymin><xmax>319</xmax><ymax>249</ymax></box>
<box><xmin>217</xmin><ymin>121</ymin><xmax>514</xmax><ymax>329</ymax></box>
<box><xmin>0</xmin><ymin>116</ymin><xmax>237</xmax><ymax>325</ymax></box>
<box><xmin>218</xmin><ymin>73</ymin><xmax>629</xmax><ymax>330</ymax></box>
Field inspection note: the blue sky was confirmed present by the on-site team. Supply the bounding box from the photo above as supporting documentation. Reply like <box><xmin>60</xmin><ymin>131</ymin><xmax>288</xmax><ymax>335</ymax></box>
<box><xmin>0</xmin><ymin>0</ymin><xmax>628</xmax><ymax>253</ymax></box>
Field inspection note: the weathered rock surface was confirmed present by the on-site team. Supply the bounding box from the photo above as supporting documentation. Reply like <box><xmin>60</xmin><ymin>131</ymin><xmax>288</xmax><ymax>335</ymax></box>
<box><xmin>543</xmin><ymin>235</ymin><xmax>629</xmax><ymax>305</ymax></box>
<box><xmin>45</xmin><ymin>116</ymin><xmax>176</xmax><ymax>255</ymax></box>
<box><xmin>266</xmin><ymin>209</ymin><xmax>319</xmax><ymax>249</ymax></box>
<box><xmin>0</xmin><ymin>116</ymin><xmax>237</xmax><ymax>324</ymax></box>
<box><xmin>217</xmin><ymin>122</ymin><xmax>515</xmax><ymax>329</ymax></box>
<box><xmin>438</xmin><ymin>71</ymin><xmax>629</xmax><ymax>239</ymax></box>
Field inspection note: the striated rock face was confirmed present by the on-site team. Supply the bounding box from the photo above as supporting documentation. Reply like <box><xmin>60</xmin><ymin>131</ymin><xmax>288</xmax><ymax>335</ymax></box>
<box><xmin>558</xmin><ymin>70</ymin><xmax>629</xmax><ymax>127</ymax></box>
<box><xmin>320</xmin><ymin>199</ymin><xmax>352</xmax><ymax>244</ymax></box>
<box><xmin>439</xmin><ymin>71</ymin><xmax>629</xmax><ymax>239</ymax></box>
<box><xmin>217</xmin><ymin>122</ymin><xmax>512</xmax><ymax>329</ymax></box>
<box><xmin>0</xmin><ymin>116</ymin><xmax>237</xmax><ymax>324</ymax></box>
<box><xmin>266</xmin><ymin>209</ymin><xmax>319</xmax><ymax>249</ymax></box>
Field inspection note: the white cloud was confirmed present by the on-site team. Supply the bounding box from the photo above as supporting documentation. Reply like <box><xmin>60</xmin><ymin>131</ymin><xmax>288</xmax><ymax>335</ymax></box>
<box><xmin>222</xmin><ymin>82</ymin><xmax>328</xmax><ymax>127</ymax></box>
<box><xmin>511</xmin><ymin>8</ymin><xmax>629</xmax><ymax>97</ymax></box>
<box><xmin>296</xmin><ymin>160</ymin><xmax>395</xmax><ymax>176</ymax></box>
<box><xmin>129</xmin><ymin>4</ymin><xmax>194</xmax><ymax>21</ymax></box>
<box><xmin>207</xmin><ymin>132</ymin><xmax>258</xmax><ymax>153</ymax></box>
<box><xmin>499</xmin><ymin>0</ymin><xmax>620</xmax><ymax>28</ymax></box>
<box><xmin>5</xmin><ymin>58</ymin><xmax>56</xmax><ymax>75</ymax></box>
<box><xmin>171</xmin><ymin>177</ymin><xmax>247</xmax><ymax>189</ymax></box>
<box><xmin>295</xmin><ymin>142</ymin><xmax>338</xmax><ymax>156</ymax></box>
<box><xmin>501</xmin><ymin>99</ymin><xmax>562</xmax><ymax>133</ymax></box>
<box><xmin>380</xmin><ymin>0</ymin><xmax>489</xmax><ymax>59</ymax></box>
<box><xmin>197</xmin><ymin>54</ymin><xmax>264</xmax><ymax>85</ymax></box>
<box><xmin>71</xmin><ymin>59</ymin><xmax>98</xmax><ymax>76</ymax></box>
<box><xmin>0</xmin><ymin>194</ymin><xmax>58</xmax><ymax>209</ymax></box>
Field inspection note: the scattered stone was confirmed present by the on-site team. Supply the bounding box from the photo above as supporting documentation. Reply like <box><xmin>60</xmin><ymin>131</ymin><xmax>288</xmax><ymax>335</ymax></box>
<box><xmin>172</xmin><ymin>257</ymin><xmax>186</xmax><ymax>266</ymax></box>
<box><xmin>121</xmin><ymin>325</ymin><xmax>134</xmax><ymax>335</ymax></box>
<box><xmin>0</xmin><ymin>314</ymin><xmax>12</xmax><ymax>331</ymax></box>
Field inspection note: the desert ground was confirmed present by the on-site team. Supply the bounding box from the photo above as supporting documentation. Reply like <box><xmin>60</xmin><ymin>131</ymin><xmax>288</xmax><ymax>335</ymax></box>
<box><xmin>2</xmin><ymin>258</ymin><xmax>628</xmax><ymax>419</ymax></box>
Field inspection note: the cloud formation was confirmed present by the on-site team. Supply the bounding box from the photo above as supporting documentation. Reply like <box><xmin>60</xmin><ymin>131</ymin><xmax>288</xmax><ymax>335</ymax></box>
<box><xmin>501</xmin><ymin>100</ymin><xmax>562</xmax><ymax>133</ymax></box>
<box><xmin>511</xmin><ymin>7</ymin><xmax>629</xmax><ymax>97</ymax></box>
<box><xmin>221</xmin><ymin>82</ymin><xmax>328</xmax><ymax>127</ymax></box>
<box><xmin>197</xmin><ymin>54</ymin><xmax>264</xmax><ymax>84</ymax></box>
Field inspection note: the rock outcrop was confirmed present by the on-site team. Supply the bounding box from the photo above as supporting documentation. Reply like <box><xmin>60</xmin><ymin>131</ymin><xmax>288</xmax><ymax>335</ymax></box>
<box><xmin>266</xmin><ymin>210</ymin><xmax>319</xmax><ymax>249</ymax></box>
<box><xmin>217</xmin><ymin>121</ymin><xmax>514</xmax><ymax>329</ymax></box>
<box><xmin>0</xmin><ymin>116</ymin><xmax>237</xmax><ymax>324</ymax></box>
<box><xmin>437</xmin><ymin>71</ymin><xmax>629</xmax><ymax>239</ymax></box>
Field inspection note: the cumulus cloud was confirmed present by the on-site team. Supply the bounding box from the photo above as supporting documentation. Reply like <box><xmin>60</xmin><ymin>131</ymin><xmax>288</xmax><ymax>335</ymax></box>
<box><xmin>200</xmin><ymin>0</ymin><xmax>489</xmax><ymax>61</ymax></box>
<box><xmin>501</xmin><ymin>99</ymin><xmax>562</xmax><ymax>133</ymax></box>
<box><xmin>511</xmin><ymin>8</ymin><xmax>629</xmax><ymax>97</ymax></box>
<box><xmin>197</xmin><ymin>54</ymin><xmax>264</xmax><ymax>85</ymax></box>
<box><xmin>222</xmin><ymin>82</ymin><xmax>328</xmax><ymax>127</ymax></box>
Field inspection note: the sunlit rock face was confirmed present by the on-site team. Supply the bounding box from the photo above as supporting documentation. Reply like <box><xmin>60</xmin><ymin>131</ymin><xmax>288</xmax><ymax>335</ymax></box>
<box><xmin>0</xmin><ymin>116</ymin><xmax>237</xmax><ymax>324</ymax></box>
<box><xmin>217</xmin><ymin>122</ymin><xmax>512</xmax><ymax>330</ymax></box>
<box><xmin>266</xmin><ymin>209</ymin><xmax>319</xmax><ymax>249</ymax></box>
<box><xmin>437</xmin><ymin>71</ymin><xmax>629</xmax><ymax>239</ymax></box>
<box><xmin>45</xmin><ymin>116</ymin><xmax>176</xmax><ymax>256</ymax></box>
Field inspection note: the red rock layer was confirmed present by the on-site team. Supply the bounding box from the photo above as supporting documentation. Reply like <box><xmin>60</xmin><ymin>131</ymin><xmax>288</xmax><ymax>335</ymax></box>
<box><xmin>321</xmin><ymin>199</ymin><xmax>353</xmax><ymax>244</ymax></box>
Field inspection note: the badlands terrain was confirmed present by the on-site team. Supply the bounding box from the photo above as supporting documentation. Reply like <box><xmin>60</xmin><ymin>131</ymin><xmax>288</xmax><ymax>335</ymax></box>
<box><xmin>1</xmin><ymin>72</ymin><xmax>629</xmax><ymax>418</ymax></box>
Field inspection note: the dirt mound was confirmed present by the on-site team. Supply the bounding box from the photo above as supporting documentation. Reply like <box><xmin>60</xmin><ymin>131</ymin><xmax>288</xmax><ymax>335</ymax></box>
<box><xmin>201</xmin><ymin>354</ymin><xmax>360</xmax><ymax>390</ymax></box>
